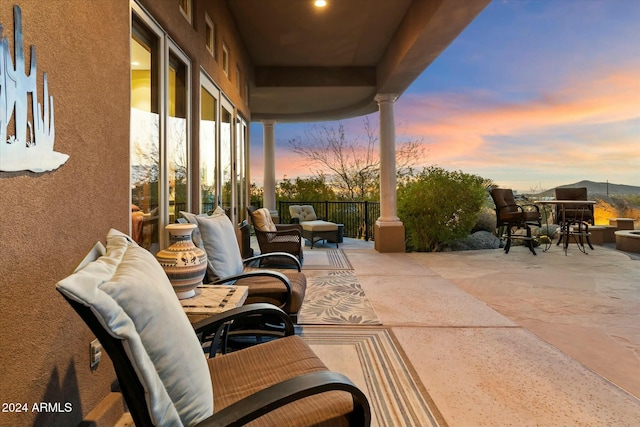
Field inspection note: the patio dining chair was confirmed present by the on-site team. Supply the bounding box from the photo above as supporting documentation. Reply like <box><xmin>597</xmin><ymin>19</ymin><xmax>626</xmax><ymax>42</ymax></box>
<box><xmin>56</xmin><ymin>230</ymin><xmax>370</xmax><ymax>427</ymax></box>
<box><xmin>181</xmin><ymin>208</ymin><xmax>306</xmax><ymax>322</ymax></box>
<box><xmin>490</xmin><ymin>188</ymin><xmax>541</xmax><ymax>255</ymax></box>
<box><xmin>554</xmin><ymin>187</ymin><xmax>595</xmax><ymax>250</ymax></box>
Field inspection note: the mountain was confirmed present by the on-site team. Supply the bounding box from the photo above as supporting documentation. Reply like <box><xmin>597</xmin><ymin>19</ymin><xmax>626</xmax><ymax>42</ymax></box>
<box><xmin>535</xmin><ymin>180</ymin><xmax>640</xmax><ymax>197</ymax></box>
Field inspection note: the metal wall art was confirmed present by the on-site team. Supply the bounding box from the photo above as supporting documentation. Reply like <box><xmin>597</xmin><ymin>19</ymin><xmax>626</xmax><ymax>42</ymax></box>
<box><xmin>0</xmin><ymin>5</ymin><xmax>68</xmax><ymax>173</ymax></box>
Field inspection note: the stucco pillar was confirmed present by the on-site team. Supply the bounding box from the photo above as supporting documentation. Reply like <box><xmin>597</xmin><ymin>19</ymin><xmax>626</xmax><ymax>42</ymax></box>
<box><xmin>374</xmin><ymin>94</ymin><xmax>405</xmax><ymax>252</ymax></box>
<box><xmin>262</xmin><ymin>120</ymin><xmax>279</xmax><ymax>222</ymax></box>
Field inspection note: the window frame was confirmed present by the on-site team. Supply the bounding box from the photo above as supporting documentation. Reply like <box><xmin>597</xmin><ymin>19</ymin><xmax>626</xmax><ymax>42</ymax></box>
<box><xmin>222</xmin><ymin>43</ymin><xmax>229</xmax><ymax>78</ymax></box>
<box><xmin>179</xmin><ymin>0</ymin><xmax>192</xmax><ymax>25</ymax></box>
<box><xmin>205</xmin><ymin>13</ymin><xmax>215</xmax><ymax>58</ymax></box>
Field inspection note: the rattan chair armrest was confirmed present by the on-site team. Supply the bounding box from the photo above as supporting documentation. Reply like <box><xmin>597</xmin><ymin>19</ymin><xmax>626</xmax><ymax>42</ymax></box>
<box><xmin>265</xmin><ymin>228</ymin><xmax>303</xmax><ymax>238</ymax></box>
<box><xmin>195</xmin><ymin>371</ymin><xmax>371</xmax><ymax>427</ymax></box>
<box><xmin>275</xmin><ymin>224</ymin><xmax>303</xmax><ymax>233</ymax></box>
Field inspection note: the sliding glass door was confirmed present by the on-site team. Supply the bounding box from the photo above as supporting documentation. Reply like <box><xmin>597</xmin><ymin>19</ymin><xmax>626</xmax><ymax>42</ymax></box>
<box><xmin>131</xmin><ymin>3</ymin><xmax>191</xmax><ymax>252</ymax></box>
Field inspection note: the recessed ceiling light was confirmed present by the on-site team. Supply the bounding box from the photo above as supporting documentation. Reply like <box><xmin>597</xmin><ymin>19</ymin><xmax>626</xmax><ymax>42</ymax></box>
<box><xmin>314</xmin><ymin>0</ymin><xmax>327</xmax><ymax>7</ymax></box>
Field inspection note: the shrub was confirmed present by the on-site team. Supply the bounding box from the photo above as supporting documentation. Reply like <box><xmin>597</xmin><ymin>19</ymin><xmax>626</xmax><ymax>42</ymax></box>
<box><xmin>398</xmin><ymin>167</ymin><xmax>487</xmax><ymax>251</ymax></box>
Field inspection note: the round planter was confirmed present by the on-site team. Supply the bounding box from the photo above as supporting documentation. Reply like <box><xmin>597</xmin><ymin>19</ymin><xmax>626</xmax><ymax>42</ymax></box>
<box><xmin>155</xmin><ymin>223</ymin><xmax>207</xmax><ymax>299</ymax></box>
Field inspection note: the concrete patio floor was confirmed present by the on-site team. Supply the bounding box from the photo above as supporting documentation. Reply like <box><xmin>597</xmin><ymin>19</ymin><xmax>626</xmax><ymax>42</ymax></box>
<box><xmin>307</xmin><ymin>237</ymin><xmax>640</xmax><ymax>426</ymax></box>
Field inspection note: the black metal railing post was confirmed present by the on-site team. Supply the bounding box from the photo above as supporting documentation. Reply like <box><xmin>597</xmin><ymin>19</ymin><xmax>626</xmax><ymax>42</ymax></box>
<box><xmin>364</xmin><ymin>201</ymin><xmax>369</xmax><ymax>241</ymax></box>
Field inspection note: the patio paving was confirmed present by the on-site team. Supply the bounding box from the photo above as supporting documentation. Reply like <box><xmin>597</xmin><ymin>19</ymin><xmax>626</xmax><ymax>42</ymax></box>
<box><xmin>303</xmin><ymin>237</ymin><xmax>640</xmax><ymax>426</ymax></box>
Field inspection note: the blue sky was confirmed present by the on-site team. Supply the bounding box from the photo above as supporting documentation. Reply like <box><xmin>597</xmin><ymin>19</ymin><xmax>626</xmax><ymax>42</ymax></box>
<box><xmin>250</xmin><ymin>0</ymin><xmax>640</xmax><ymax>192</ymax></box>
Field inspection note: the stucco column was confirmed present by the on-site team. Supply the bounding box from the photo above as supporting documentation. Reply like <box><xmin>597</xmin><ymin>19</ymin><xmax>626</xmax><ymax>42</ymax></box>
<box><xmin>374</xmin><ymin>94</ymin><xmax>405</xmax><ymax>252</ymax></box>
<box><xmin>261</xmin><ymin>120</ymin><xmax>279</xmax><ymax>222</ymax></box>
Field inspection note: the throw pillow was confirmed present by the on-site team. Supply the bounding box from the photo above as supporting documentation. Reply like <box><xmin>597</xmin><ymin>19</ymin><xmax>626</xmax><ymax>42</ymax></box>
<box><xmin>180</xmin><ymin>207</ymin><xmax>225</xmax><ymax>250</ymax></box>
<box><xmin>193</xmin><ymin>213</ymin><xmax>244</xmax><ymax>280</ymax></box>
<box><xmin>252</xmin><ymin>207</ymin><xmax>277</xmax><ymax>232</ymax></box>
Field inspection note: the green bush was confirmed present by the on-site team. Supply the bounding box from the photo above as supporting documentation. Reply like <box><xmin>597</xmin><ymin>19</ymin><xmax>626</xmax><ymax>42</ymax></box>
<box><xmin>398</xmin><ymin>167</ymin><xmax>487</xmax><ymax>251</ymax></box>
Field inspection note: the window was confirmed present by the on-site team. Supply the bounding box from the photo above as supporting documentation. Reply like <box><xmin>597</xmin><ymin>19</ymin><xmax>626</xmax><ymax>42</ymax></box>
<box><xmin>131</xmin><ymin>5</ymin><xmax>191</xmax><ymax>253</ymax></box>
<box><xmin>220</xmin><ymin>101</ymin><xmax>233</xmax><ymax>217</ymax></box>
<box><xmin>222</xmin><ymin>43</ymin><xmax>229</xmax><ymax>77</ymax></box>
<box><xmin>236</xmin><ymin>116</ymin><xmax>248</xmax><ymax>222</ymax></box>
<box><xmin>167</xmin><ymin>53</ymin><xmax>189</xmax><ymax>224</ymax></box>
<box><xmin>200</xmin><ymin>76</ymin><xmax>218</xmax><ymax>214</ymax></box>
<box><xmin>179</xmin><ymin>0</ymin><xmax>192</xmax><ymax>24</ymax></box>
<box><xmin>205</xmin><ymin>13</ymin><xmax>215</xmax><ymax>58</ymax></box>
<box><xmin>131</xmin><ymin>20</ymin><xmax>161</xmax><ymax>253</ymax></box>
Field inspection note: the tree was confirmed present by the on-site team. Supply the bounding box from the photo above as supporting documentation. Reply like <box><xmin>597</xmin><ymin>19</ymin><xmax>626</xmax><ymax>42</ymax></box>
<box><xmin>288</xmin><ymin>117</ymin><xmax>425</xmax><ymax>200</ymax></box>
<box><xmin>276</xmin><ymin>175</ymin><xmax>336</xmax><ymax>202</ymax></box>
<box><xmin>250</xmin><ymin>183</ymin><xmax>264</xmax><ymax>207</ymax></box>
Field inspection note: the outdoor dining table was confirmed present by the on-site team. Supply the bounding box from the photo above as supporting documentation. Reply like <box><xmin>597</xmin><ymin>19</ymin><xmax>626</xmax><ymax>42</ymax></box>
<box><xmin>534</xmin><ymin>200</ymin><xmax>596</xmax><ymax>255</ymax></box>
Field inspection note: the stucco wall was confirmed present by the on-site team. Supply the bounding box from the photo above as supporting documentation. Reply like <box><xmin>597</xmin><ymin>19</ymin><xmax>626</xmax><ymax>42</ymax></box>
<box><xmin>0</xmin><ymin>1</ymin><xmax>130</xmax><ymax>426</ymax></box>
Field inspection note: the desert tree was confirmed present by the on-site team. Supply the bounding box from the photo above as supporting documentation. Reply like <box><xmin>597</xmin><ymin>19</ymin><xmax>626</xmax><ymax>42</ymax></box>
<box><xmin>287</xmin><ymin>117</ymin><xmax>426</xmax><ymax>200</ymax></box>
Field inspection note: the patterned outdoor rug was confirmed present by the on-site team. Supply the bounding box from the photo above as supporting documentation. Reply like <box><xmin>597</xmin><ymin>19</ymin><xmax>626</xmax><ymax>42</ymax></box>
<box><xmin>298</xmin><ymin>270</ymin><xmax>381</xmax><ymax>325</ymax></box>
<box><xmin>301</xmin><ymin>326</ymin><xmax>445</xmax><ymax>427</ymax></box>
<box><xmin>302</xmin><ymin>249</ymin><xmax>353</xmax><ymax>270</ymax></box>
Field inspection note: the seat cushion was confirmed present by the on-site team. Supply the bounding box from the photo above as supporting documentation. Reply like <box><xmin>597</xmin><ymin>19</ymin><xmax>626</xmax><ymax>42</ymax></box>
<box><xmin>237</xmin><ymin>269</ymin><xmax>306</xmax><ymax>314</ymax></box>
<box><xmin>56</xmin><ymin>230</ymin><xmax>213</xmax><ymax>427</ymax></box>
<box><xmin>301</xmin><ymin>220</ymin><xmax>338</xmax><ymax>232</ymax></box>
<box><xmin>209</xmin><ymin>335</ymin><xmax>352</xmax><ymax>427</ymax></box>
<box><xmin>522</xmin><ymin>211</ymin><xmax>541</xmax><ymax>222</ymax></box>
<box><xmin>251</xmin><ymin>207</ymin><xmax>277</xmax><ymax>232</ymax></box>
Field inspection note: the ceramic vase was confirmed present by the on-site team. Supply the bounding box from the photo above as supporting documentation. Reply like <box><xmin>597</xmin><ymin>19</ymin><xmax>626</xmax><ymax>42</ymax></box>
<box><xmin>155</xmin><ymin>223</ymin><xmax>207</xmax><ymax>299</ymax></box>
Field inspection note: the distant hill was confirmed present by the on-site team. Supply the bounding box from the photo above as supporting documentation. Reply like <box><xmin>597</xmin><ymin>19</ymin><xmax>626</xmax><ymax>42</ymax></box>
<box><xmin>535</xmin><ymin>180</ymin><xmax>640</xmax><ymax>197</ymax></box>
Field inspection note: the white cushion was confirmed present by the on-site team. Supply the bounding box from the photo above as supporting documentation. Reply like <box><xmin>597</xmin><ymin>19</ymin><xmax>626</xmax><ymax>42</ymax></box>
<box><xmin>301</xmin><ymin>220</ymin><xmax>338</xmax><ymax>232</ymax></box>
<box><xmin>193</xmin><ymin>213</ymin><xmax>244</xmax><ymax>280</ymax></box>
<box><xmin>289</xmin><ymin>205</ymin><xmax>317</xmax><ymax>222</ymax></box>
<box><xmin>56</xmin><ymin>229</ymin><xmax>213</xmax><ymax>427</ymax></box>
<box><xmin>180</xmin><ymin>207</ymin><xmax>225</xmax><ymax>249</ymax></box>
<box><xmin>251</xmin><ymin>208</ymin><xmax>277</xmax><ymax>232</ymax></box>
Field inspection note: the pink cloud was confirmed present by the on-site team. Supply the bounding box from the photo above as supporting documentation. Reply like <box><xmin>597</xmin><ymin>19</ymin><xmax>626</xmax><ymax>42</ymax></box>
<box><xmin>394</xmin><ymin>64</ymin><xmax>640</xmax><ymax>187</ymax></box>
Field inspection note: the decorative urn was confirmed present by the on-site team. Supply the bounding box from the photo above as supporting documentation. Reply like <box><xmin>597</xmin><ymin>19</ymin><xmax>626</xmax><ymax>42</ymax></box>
<box><xmin>155</xmin><ymin>223</ymin><xmax>207</xmax><ymax>299</ymax></box>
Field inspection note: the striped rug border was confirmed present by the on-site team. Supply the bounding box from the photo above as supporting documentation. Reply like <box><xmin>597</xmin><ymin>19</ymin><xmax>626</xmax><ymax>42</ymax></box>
<box><xmin>303</xmin><ymin>249</ymin><xmax>353</xmax><ymax>270</ymax></box>
<box><xmin>300</xmin><ymin>326</ymin><xmax>447</xmax><ymax>427</ymax></box>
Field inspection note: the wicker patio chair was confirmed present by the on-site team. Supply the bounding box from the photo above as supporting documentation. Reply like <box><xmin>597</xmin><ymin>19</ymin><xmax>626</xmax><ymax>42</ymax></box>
<box><xmin>490</xmin><ymin>188</ymin><xmax>541</xmax><ymax>255</ymax></box>
<box><xmin>56</xmin><ymin>231</ymin><xmax>371</xmax><ymax>427</ymax></box>
<box><xmin>247</xmin><ymin>206</ymin><xmax>304</xmax><ymax>267</ymax></box>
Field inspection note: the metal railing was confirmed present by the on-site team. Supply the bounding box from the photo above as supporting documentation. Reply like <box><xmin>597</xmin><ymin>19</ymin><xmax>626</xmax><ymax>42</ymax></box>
<box><xmin>277</xmin><ymin>200</ymin><xmax>380</xmax><ymax>241</ymax></box>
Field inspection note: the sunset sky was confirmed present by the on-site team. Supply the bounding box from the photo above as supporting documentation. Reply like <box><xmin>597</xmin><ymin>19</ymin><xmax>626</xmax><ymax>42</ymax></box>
<box><xmin>249</xmin><ymin>0</ymin><xmax>640</xmax><ymax>193</ymax></box>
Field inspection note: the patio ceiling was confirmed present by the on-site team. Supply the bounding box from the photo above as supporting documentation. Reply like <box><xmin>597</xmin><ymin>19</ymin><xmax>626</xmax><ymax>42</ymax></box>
<box><xmin>226</xmin><ymin>0</ymin><xmax>490</xmax><ymax>122</ymax></box>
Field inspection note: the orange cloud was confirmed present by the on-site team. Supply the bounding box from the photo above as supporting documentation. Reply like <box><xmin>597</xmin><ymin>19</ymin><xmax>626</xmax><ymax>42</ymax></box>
<box><xmin>395</xmin><ymin>64</ymin><xmax>640</xmax><ymax>189</ymax></box>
